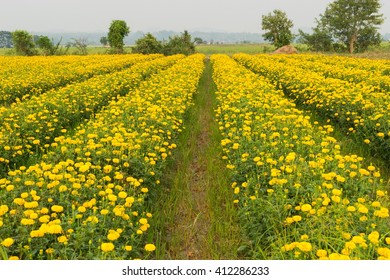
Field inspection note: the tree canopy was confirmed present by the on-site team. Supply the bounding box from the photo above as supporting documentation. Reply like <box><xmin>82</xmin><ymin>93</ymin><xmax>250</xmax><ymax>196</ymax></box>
<box><xmin>132</xmin><ymin>33</ymin><xmax>162</xmax><ymax>54</ymax></box>
<box><xmin>12</xmin><ymin>30</ymin><xmax>36</xmax><ymax>56</ymax></box>
<box><xmin>301</xmin><ymin>0</ymin><xmax>384</xmax><ymax>53</ymax></box>
<box><xmin>261</xmin><ymin>9</ymin><xmax>294</xmax><ymax>48</ymax></box>
<box><xmin>107</xmin><ymin>20</ymin><xmax>130</xmax><ymax>53</ymax></box>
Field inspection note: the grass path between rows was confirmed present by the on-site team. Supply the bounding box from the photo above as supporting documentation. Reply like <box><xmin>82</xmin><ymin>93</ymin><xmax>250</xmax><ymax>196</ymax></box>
<box><xmin>149</xmin><ymin>58</ymin><xmax>243</xmax><ymax>259</ymax></box>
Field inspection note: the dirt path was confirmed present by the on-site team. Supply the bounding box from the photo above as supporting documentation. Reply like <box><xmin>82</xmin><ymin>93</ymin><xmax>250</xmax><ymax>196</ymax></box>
<box><xmin>151</xmin><ymin>59</ymin><xmax>242</xmax><ymax>260</ymax></box>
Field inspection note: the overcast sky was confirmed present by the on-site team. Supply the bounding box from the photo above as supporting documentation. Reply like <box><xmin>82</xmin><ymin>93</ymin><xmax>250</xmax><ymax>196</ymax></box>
<box><xmin>1</xmin><ymin>0</ymin><xmax>389</xmax><ymax>33</ymax></box>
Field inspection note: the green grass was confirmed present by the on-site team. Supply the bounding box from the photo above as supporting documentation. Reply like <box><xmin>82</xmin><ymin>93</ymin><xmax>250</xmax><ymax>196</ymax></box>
<box><xmin>195</xmin><ymin>43</ymin><xmax>274</xmax><ymax>56</ymax></box>
<box><xmin>147</xmin><ymin>59</ymin><xmax>243</xmax><ymax>259</ymax></box>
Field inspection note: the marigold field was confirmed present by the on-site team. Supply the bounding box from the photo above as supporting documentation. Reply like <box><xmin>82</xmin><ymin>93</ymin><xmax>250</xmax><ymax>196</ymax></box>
<box><xmin>0</xmin><ymin>53</ymin><xmax>389</xmax><ymax>260</ymax></box>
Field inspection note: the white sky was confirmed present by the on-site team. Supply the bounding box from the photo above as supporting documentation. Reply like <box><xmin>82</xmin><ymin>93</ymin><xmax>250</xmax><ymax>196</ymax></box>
<box><xmin>0</xmin><ymin>0</ymin><xmax>389</xmax><ymax>33</ymax></box>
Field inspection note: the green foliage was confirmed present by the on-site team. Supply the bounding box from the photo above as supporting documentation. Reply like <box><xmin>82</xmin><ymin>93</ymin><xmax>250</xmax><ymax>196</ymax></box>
<box><xmin>107</xmin><ymin>20</ymin><xmax>130</xmax><ymax>53</ymax></box>
<box><xmin>193</xmin><ymin>37</ymin><xmax>205</xmax><ymax>45</ymax></box>
<box><xmin>321</xmin><ymin>0</ymin><xmax>384</xmax><ymax>53</ymax></box>
<box><xmin>0</xmin><ymin>31</ymin><xmax>13</xmax><ymax>48</ymax></box>
<box><xmin>132</xmin><ymin>31</ymin><xmax>195</xmax><ymax>56</ymax></box>
<box><xmin>132</xmin><ymin>33</ymin><xmax>163</xmax><ymax>54</ymax></box>
<box><xmin>12</xmin><ymin>30</ymin><xmax>37</xmax><ymax>56</ymax></box>
<box><xmin>298</xmin><ymin>18</ymin><xmax>334</xmax><ymax>52</ymax></box>
<box><xmin>100</xmin><ymin>36</ymin><xmax>108</xmax><ymax>47</ymax></box>
<box><xmin>35</xmin><ymin>36</ymin><xmax>56</xmax><ymax>56</ymax></box>
<box><xmin>261</xmin><ymin>10</ymin><xmax>294</xmax><ymax>48</ymax></box>
<box><xmin>162</xmin><ymin>31</ymin><xmax>195</xmax><ymax>56</ymax></box>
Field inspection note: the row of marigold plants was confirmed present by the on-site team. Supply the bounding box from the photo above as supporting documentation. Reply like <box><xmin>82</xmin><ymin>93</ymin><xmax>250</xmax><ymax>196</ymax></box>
<box><xmin>264</xmin><ymin>54</ymin><xmax>389</xmax><ymax>92</ymax></box>
<box><xmin>0</xmin><ymin>54</ymin><xmax>182</xmax><ymax>176</ymax></box>
<box><xmin>211</xmin><ymin>54</ymin><xmax>390</xmax><ymax>260</ymax></box>
<box><xmin>0</xmin><ymin>54</ymin><xmax>205</xmax><ymax>259</ymax></box>
<box><xmin>0</xmin><ymin>54</ymin><xmax>161</xmax><ymax>105</ymax></box>
<box><xmin>234</xmin><ymin>54</ymin><xmax>390</xmax><ymax>163</ymax></box>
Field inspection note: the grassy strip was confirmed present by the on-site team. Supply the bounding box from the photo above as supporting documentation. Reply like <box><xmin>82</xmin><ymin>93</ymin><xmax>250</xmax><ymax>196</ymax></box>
<box><xmin>149</xmin><ymin>59</ymin><xmax>242</xmax><ymax>260</ymax></box>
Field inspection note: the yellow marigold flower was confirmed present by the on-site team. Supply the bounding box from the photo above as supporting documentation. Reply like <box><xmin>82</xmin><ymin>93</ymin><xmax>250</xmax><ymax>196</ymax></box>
<box><xmin>232</xmin><ymin>143</ymin><xmax>239</xmax><ymax>149</ymax></box>
<box><xmin>292</xmin><ymin>215</ymin><xmax>302</xmax><ymax>222</ymax></box>
<box><xmin>21</xmin><ymin>218</ymin><xmax>35</xmax><ymax>226</ymax></box>
<box><xmin>352</xmin><ymin>236</ymin><xmax>365</xmax><ymax>244</ymax></box>
<box><xmin>297</xmin><ymin>242</ymin><xmax>312</xmax><ymax>252</ymax></box>
<box><xmin>358</xmin><ymin>205</ymin><xmax>368</xmax><ymax>214</ymax></box>
<box><xmin>46</xmin><ymin>224</ymin><xmax>62</xmax><ymax>234</ymax></box>
<box><xmin>377</xmin><ymin>248</ymin><xmax>390</xmax><ymax>258</ymax></box>
<box><xmin>329</xmin><ymin>253</ymin><xmax>350</xmax><ymax>260</ymax></box>
<box><xmin>107</xmin><ymin>230</ymin><xmax>120</xmax><ymax>241</ymax></box>
<box><xmin>8</xmin><ymin>256</ymin><xmax>19</xmax><ymax>260</ymax></box>
<box><xmin>345</xmin><ymin>241</ymin><xmax>356</xmax><ymax>250</ymax></box>
<box><xmin>359</xmin><ymin>216</ymin><xmax>368</xmax><ymax>221</ymax></box>
<box><xmin>331</xmin><ymin>196</ymin><xmax>341</xmax><ymax>203</ymax></box>
<box><xmin>118</xmin><ymin>191</ymin><xmax>127</xmax><ymax>199</ymax></box>
<box><xmin>100</xmin><ymin>209</ymin><xmax>109</xmax><ymax>215</ymax></box>
<box><xmin>385</xmin><ymin>238</ymin><xmax>390</xmax><ymax>245</ymax></box>
<box><xmin>374</xmin><ymin>208</ymin><xmax>389</xmax><ymax>218</ymax></box>
<box><xmin>125</xmin><ymin>245</ymin><xmax>133</xmax><ymax>251</ymax></box>
<box><xmin>51</xmin><ymin>205</ymin><xmax>64</xmax><ymax>213</ymax></box>
<box><xmin>0</xmin><ymin>205</ymin><xmax>9</xmax><ymax>216</ymax></box>
<box><xmin>376</xmin><ymin>190</ymin><xmax>385</xmax><ymax>197</ymax></box>
<box><xmin>141</xmin><ymin>188</ymin><xmax>148</xmax><ymax>193</ymax></box>
<box><xmin>316</xmin><ymin>249</ymin><xmax>327</xmax><ymax>258</ymax></box>
<box><xmin>371</xmin><ymin>201</ymin><xmax>381</xmax><ymax>207</ymax></box>
<box><xmin>30</xmin><ymin>230</ymin><xmax>45</xmax><ymax>238</ymax></box>
<box><xmin>301</xmin><ymin>204</ymin><xmax>312</xmax><ymax>212</ymax></box>
<box><xmin>144</xmin><ymin>243</ymin><xmax>156</xmax><ymax>252</ymax></box>
<box><xmin>57</xmin><ymin>235</ymin><xmax>68</xmax><ymax>243</ymax></box>
<box><xmin>2</xmin><ymin>238</ymin><xmax>14</xmax><ymax>247</ymax></box>
<box><xmin>101</xmin><ymin>242</ymin><xmax>115</xmax><ymax>252</ymax></box>
<box><xmin>332</xmin><ymin>189</ymin><xmax>342</xmax><ymax>196</ymax></box>
<box><xmin>300</xmin><ymin>234</ymin><xmax>309</xmax><ymax>240</ymax></box>
<box><xmin>368</xmin><ymin>231</ymin><xmax>379</xmax><ymax>245</ymax></box>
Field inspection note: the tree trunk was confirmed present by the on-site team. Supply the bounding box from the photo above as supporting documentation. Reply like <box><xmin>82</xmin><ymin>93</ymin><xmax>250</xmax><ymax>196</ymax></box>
<box><xmin>349</xmin><ymin>34</ymin><xmax>357</xmax><ymax>54</ymax></box>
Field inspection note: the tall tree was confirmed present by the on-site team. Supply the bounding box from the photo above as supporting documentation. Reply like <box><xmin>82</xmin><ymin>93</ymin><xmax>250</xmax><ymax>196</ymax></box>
<box><xmin>12</xmin><ymin>30</ymin><xmax>36</xmax><ymax>56</ymax></box>
<box><xmin>0</xmin><ymin>31</ymin><xmax>13</xmax><ymax>48</ymax></box>
<box><xmin>261</xmin><ymin>10</ymin><xmax>294</xmax><ymax>48</ymax></box>
<box><xmin>321</xmin><ymin>0</ymin><xmax>384</xmax><ymax>53</ymax></box>
<box><xmin>107</xmin><ymin>20</ymin><xmax>130</xmax><ymax>53</ymax></box>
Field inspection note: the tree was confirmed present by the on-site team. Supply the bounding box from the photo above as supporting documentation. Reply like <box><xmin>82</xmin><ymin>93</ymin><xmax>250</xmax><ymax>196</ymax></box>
<box><xmin>0</xmin><ymin>31</ymin><xmax>13</xmax><ymax>48</ymax></box>
<box><xmin>132</xmin><ymin>33</ymin><xmax>163</xmax><ymax>54</ymax></box>
<box><xmin>162</xmin><ymin>30</ymin><xmax>195</xmax><ymax>56</ymax></box>
<box><xmin>321</xmin><ymin>0</ymin><xmax>384</xmax><ymax>53</ymax></box>
<box><xmin>100</xmin><ymin>36</ymin><xmax>108</xmax><ymax>47</ymax></box>
<box><xmin>298</xmin><ymin>20</ymin><xmax>334</xmax><ymax>52</ymax></box>
<box><xmin>261</xmin><ymin>10</ymin><xmax>294</xmax><ymax>48</ymax></box>
<box><xmin>35</xmin><ymin>36</ymin><xmax>55</xmax><ymax>55</ymax></box>
<box><xmin>69</xmin><ymin>38</ymin><xmax>88</xmax><ymax>55</ymax></box>
<box><xmin>193</xmin><ymin>37</ymin><xmax>205</xmax><ymax>45</ymax></box>
<box><xmin>107</xmin><ymin>20</ymin><xmax>130</xmax><ymax>53</ymax></box>
<box><xmin>12</xmin><ymin>30</ymin><xmax>36</xmax><ymax>56</ymax></box>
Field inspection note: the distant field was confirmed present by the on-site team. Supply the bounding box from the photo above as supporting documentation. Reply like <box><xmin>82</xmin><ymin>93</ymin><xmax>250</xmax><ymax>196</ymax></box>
<box><xmin>195</xmin><ymin>43</ymin><xmax>275</xmax><ymax>55</ymax></box>
<box><xmin>1</xmin><ymin>41</ymin><xmax>389</xmax><ymax>57</ymax></box>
